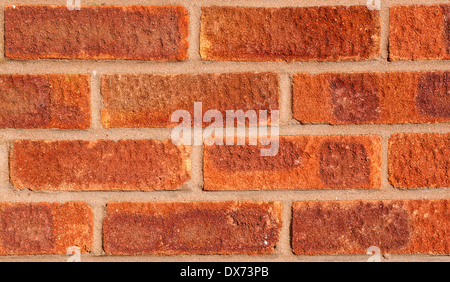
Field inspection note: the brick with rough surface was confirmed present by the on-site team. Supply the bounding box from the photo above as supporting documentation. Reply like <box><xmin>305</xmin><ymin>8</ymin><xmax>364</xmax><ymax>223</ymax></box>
<box><xmin>389</xmin><ymin>133</ymin><xmax>450</xmax><ymax>188</ymax></box>
<box><xmin>101</xmin><ymin>73</ymin><xmax>279</xmax><ymax>128</ymax></box>
<box><xmin>390</xmin><ymin>5</ymin><xmax>450</xmax><ymax>60</ymax></box>
<box><xmin>204</xmin><ymin>135</ymin><xmax>382</xmax><ymax>190</ymax></box>
<box><xmin>201</xmin><ymin>6</ymin><xmax>380</xmax><ymax>62</ymax></box>
<box><xmin>103</xmin><ymin>201</ymin><xmax>282</xmax><ymax>255</ymax></box>
<box><xmin>0</xmin><ymin>74</ymin><xmax>90</xmax><ymax>129</ymax></box>
<box><xmin>293</xmin><ymin>199</ymin><xmax>450</xmax><ymax>255</ymax></box>
<box><xmin>5</xmin><ymin>5</ymin><xmax>189</xmax><ymax>60</ymax></box>
<box><xmin>0</xmin><ymin>202</ymin><xmax>93</xmax><ymax>255</ymax></box>
<box><xmin>10</xmin><ymin>140</ymin><xmax>191</xmax><ymax>191</ymax></box>
<box><xmin>293</xmin><ymin>71</ymin><xmax>450</xmax><ymax>124</ymax></box>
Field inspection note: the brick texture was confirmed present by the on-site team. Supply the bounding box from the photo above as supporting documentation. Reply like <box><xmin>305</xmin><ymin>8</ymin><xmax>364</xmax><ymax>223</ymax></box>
<box><xmin>101</xmin><ymin>73</ymin><xmax>279</xmax><ymax>128</ymax></box>
<box><xmin>5</xmin><ymin>5</ymin><xmax>189</xmax><ymax>60</ymax></box>
<box><xmin>0</xmin><ymin>1</ymin><xmax>449</xmax><ymax>262</ymax></box>
<box><xmin>0</xmin><ymin>202</ymin><xmax>93</xmax><ymax>255</ymax></box>
<box><xmin>204</xmin><ymin>135</ymin><xmax>382</xmax><ymax>190</ymax></box>
<box><xmin>390</xmin><ymin>5</ymin><xmax>450</xmax><ymax>60</ymax></box>
<box><xmin>293</xmin><ymin>199</ymin><xmax>450</xmax><ymax>255</ymax></box>
<box><xmin>10</xmin><ymin>140</ymin><xmax>191</xmax><ymax>191</ymax></box>
<box><xmin>0</xmin><ymin>74</ymin><xmax>90</xmax><ymax>129</ymax></box>
<box><xmin>389</xmin><ymin>133</ymin><xmax>450</xmax><ymax>188</ymax></box>
<box><xmin>103</xmin><ymin>201</ymin><xmax>282</xmax><ymax>255</ymax></box>
<box><xmin>201</xmin><ymin>6</ymin><xmax>380</xmax><ymax>62</ymax></box>
<box><xmin>293</xmin><ymin>71</ymin><xmax>450</xmax><ymax>124</ymax></box>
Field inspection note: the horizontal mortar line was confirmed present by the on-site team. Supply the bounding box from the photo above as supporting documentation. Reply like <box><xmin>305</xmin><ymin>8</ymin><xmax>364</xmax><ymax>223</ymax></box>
<box><xmin>0</xmin><ymin>60</ymin><xmax>449</xmax><ymax>74</ymax></box>
<box><xmin>0</xmin><ymin>0</ymin><xmax>447</xmax><ymax>7</ymax></box>
<box><xmin>0</xmin><ymin>124</ymin><xmax>449</xmax><ymax>140</ymax></box>
<box><xmin>0</xmin><ymin>187</ymin><xmax>448</xmax><ymax>203</ymax></box>
<box><xmin>0</xmin><ymin>253</ymin><xmax>448</xmax><ymax>263</ymax></box>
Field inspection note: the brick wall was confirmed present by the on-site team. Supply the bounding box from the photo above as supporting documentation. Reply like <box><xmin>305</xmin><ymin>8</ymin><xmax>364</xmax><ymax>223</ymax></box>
<box><xmin>0</xmin><ymin>0</ymin><xmax>448</xmax><ymax>262</ymax></box>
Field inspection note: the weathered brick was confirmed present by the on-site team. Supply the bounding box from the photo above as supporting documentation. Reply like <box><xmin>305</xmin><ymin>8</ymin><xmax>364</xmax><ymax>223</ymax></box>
<box><xmin>390</xmin><ymin>5</ymin><xmax>450</xmax><ymax>60</ymax></box>
<box><xmin>5</xmin><ymin>5</ymin><xmax>189</xmax><ymax>60</ymax></box>
<box><xmin>293</xmin><ymin>71</ymin><xmax>450</xmax><ymax>124</ymax></box>
<box><xmin>201</xmin><ymin>6</ymin><xmax>380</xmax><ymax>61</ymax></box>
<box><xmin>101</xmin><ymin>73</ymin><xmax>279</xmax><ymax>128</ymax></box>
<box><xmin>103</xmin><ymin>201</ymin><xmax>282</xmax><ymax>255</ymax></box>
<box><xmin>10</xmin><ymin>140</ymin><xmax>191</xmax><ymax>191</ymax></box>
<box><xmin>389</xmin><ymin>133</ymin><xmax>450</xmax><ymax>188</ymax></box>
<box><xmin>204</xmin><ymin>135</ymin><xmax>382</xmax><ymax>190</ymax></box>
<box><xmin>0</xmin><ymin>202</ymin><xmax>93</xmax><ymax>255</ymax></box>
<box><xmin>0</xmin><ymin>74</ymin><xmax>90</xmax><ymax>129</ymax></box>
<box><xmin>293</xmin><ymin>199</ymin><xmax>450</xmax><ymax>255</ymax></box>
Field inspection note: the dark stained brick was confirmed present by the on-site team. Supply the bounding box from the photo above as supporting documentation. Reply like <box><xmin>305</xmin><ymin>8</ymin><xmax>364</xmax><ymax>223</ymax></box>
<box><xmin>103</xmin><ymin>202</ymin><xmax>282</xmax><ymax>255</ymax></box>
<box><xmin>329</xmin><ymin>74</ymin><xmax>381</xmax><ymax>123</ymax></box>
<box><xmin>417</xmin><ymin>72</ymin><xmax>450</xmax><ymax>118</ymax></box>
<box><xmin>0</xmin><ymin>202</ymin><xmax>93</xmax><ymax>255</ymax></box>
<box><xmin>0</xmin><ymin>74</ymin><xmax>91</xmax><ymax>129</ymax></box>
<box><xmin>293</xmin><ymin>71</ymin><xmax>450</xmax><ymax>125</ymax></box>
<box><xmin>204</xmin><ymin>135</ymin><xmax>382</xmax><ymax>190</ymax></box>
<box><xmin>1</xmin><ymin>205</ymin><xmax>55</xmax><ymax>253</ymax></box>
<box><xmin>207</xmin><ymin>140</ymin><xmax>303</xmax><ymax>172</ymax></box>
<box><xmin>319</xmin><ymin>142</ymin><xmax>371</xmax><ymax>187</ymax></box>
<box><xmin>444</xmin><ymin>5</ymin><xmax>450</xmax><ymax>54</ymax></box>
<box><xmin>293</xmin><ymin>199</ymin><xmax>450</xmax><ymax>255</ymax></box>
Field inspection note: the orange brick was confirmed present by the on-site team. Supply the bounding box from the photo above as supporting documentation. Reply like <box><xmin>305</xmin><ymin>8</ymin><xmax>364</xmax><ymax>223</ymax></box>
<box><xmin>293</xmin><ymin>199</ymin><xmax>450</xmax><ymax>255</ymax></box>
<box><xmin>0</xmin><ymin>74</ymin><xmax>90</xmax><ymax>129</ymax></box>
<box><xmin>293</xmin><ymin>71</ymin><xmax>450</xmax><ymax>124</ymax></box>
<box><xmin>10</xmin><ymin>140</ymin><xmax>191</xmax><ymax>191</ymax></box>
<box><xmin>5</xmin><ymin>5</ymin><xmax>189</xmax><ymax>60</ymax></box>
<box><xmin>0</xmin><ymin>202</ymin><xmax>93</xmax><ymax>255</ymax></box>
<box><xmin>103</xmin><ymin>201</ymin><xmax>282</xmax><ymax>255</ymax></box>
<box><xmin>101</xmin><ymin>73</ymin><xmax>279</xmax><ymax>128</ymax></box>
<box><xmin>204</xmin><ymin>135</ymin><xmax>382</xmax><ymax>190</ymax></box>
<box><xmin>390</xmin><ymin>5</ymin><xmax>449</xmax><ymax>60</ymax></box>
<box><xmin>201</xmin><ymin>6</ymin><xmax>380</xmax><ymax>61</ymax></box>
<box><xmin>389</xmin><ymin>133</ymin><xmax>450</xmax><ymax>188</ymax></box>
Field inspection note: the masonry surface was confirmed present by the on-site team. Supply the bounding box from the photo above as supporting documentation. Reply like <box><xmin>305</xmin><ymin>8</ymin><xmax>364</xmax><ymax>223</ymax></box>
<box><xmin>0</xmin><ymin>0</ymin><xmax>448</xmax><ymax>262</ymax></box>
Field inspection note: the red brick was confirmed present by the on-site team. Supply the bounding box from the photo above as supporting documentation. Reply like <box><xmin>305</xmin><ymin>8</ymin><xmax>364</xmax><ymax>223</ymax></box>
<box><xmin>293</xmin><ymin>71</ymin><xmax>450</xmax><ymax>124</ymax></box>
<box><xmin>389</xmin><ymin>133</ymin><xmax>450</xmax><ymax>188</ymax></box>
<box><xmin>446</xmin><ymin>6</ymin><xmax>450</xmax><ymax>54</ymax></box>
<box><xmin>0</xmin><ymin>74</ymin><xmax>90</xmax><ymax>129</ymax></box>
<box><xmin>0</xmin><ymin>202</ymin><xmax>93</xmax><ymax>255</ymax></box>
<box><xmin>389</xmin><ymin>5</ymin><xmax>449</xmax><ymax>60</ymax></box>
<box><xmin>101</xmin><ymin>73</ymin><xmax>279</xmax><ymax>128</ymax></box>
<box><xmin>293</xmin><ymin>199</ymin><xmax>450</xmax><ymax>255</ymax></box>
<box><xmin>103</xmin><ymin>201</ymin><xmax>282</xmax><ymax>255</ymax></box>
<box><xmin>5</xmin><ymin>5</ymin><xmax>189</xmax><ymax>60</ymax></box>
<box><xmin>201</xmin><ymin>6</ymin><xmax>380</xmax><ymax>61</ymax></box>
<box><xmin>203</xmin><ymin>135</ymin><xmax>382</xmax><ymax>190</ymax></box>
<box><xmin>10</xmin><ymin>140</ymin><xmax>191</xmax><ymax>191</ymax></box>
